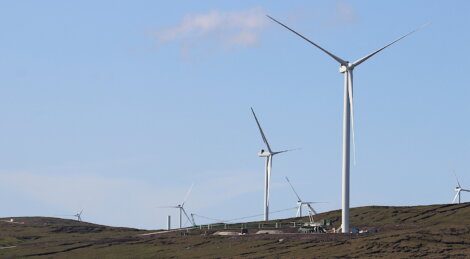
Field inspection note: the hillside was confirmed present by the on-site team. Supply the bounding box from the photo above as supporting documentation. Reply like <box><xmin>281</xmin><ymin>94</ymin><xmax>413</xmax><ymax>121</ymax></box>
<box><xmin>1</xmin><ymin>203</ymin><xmax>470</xmax><ymax>258</ymax></box>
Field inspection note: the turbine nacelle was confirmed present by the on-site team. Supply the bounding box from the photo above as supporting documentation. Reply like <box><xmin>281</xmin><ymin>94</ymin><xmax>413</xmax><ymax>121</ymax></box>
<box><xmin>258</xmin><ymin>149</ymin><xmax>271</xmax><ymax>157</ymax></box>
<box><xmin>339</xmin><ymin>62</ymin><xmax>353</xmax><ymax>73</ymax></box>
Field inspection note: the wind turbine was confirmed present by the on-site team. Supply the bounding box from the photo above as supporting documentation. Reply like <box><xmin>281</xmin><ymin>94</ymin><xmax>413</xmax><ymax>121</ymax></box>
<box><xmin>285</xmin><ymin>177</ymin><xmax>320</xmax><ymax>223</ymax></box>
<box><xmin>452</xmin><ymin>172</ymin><xmax>470</xmax><ymax>204</ymax></box>
<box><xmin>251</xmin><ymin>107</ymin><xmax>295</xmax><ymax>221</ymax></box>
<box><xmin>158</xmin><ymin>184</ymin><xmax>196</xmax><ymax>228</ymax></box>
<box><xmin>74</xmin><ymin>209</ymin><xmax>83</xmax><ymax>222</ymax></box>
<box><xmin>267</xmin><ymin>15</ymin><xmax>426</xmax><ymax>233</ymax></box>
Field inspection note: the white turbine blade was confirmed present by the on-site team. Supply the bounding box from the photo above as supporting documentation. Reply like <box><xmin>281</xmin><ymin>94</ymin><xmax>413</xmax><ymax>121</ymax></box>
<box><xmin>347</xmin><ymin>71</ymin><xmax>357</xmax><ymax>165</ymax></box>
<box><xmin>267</xmin><ymin>156</ymin><xmax>273</xmax><ymax>204</ymax></box>
<box><xmin>157</xmin><ymin>206</ymin><xmax>179</xmax><ymax>209</ymax></box>
<box><xmin>79</xmin><ymin>209</ymin><xmax>83</xmax><ymax>216</ymax></box>
<box><xmin>452</xmin><ymin>191</ymin><xmax>460</xmax><ymax>204</ymax></box>
<box><xmin>181</xmin><ymin>183</ymin><xmax>194</xmax><ymax>207</ymax></box>
<box><xmin>181</xmin><ymin>208</ymin><xmax>194</xmax><ymax>226</ymax></box>
<box><xmin>251</xmin><ymin>107</ymin><xmax>272</xmax><ymax>153</ymax></box>
<box><xmin>306</xmin><ymin>203</ymin><xmax>317</xmax><ymax>215</ymax></box>
<box><xmin>190</xmin><ymin>213</ymin><xmax>196</xmax><ymax>226</ymax></box>
<box><xmin>273</xmin><ymin>148</ymin><xmax>300</xmax><ymax>155</ymax></box>
<box><xmin>267</xmin><ymin>15</ymin><xmax>347</xmax><ymax>65</ymax></box>
<box><xmin>453</xmin><ymin>171</ymin><xmax>462</xmax><ymax>188</ymax></box>
<box><xmin>285</xmin><ymin>177</ymin><xmax>302</xmax><ymax>202</ymax></box>
<box><xmin>352</xmin><ymin>22</ymin><xmax>429</xmax><ymax>68</ymax></box>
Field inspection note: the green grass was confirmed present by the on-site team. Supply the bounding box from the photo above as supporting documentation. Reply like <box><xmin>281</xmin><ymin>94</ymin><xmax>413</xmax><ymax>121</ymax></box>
<box><xmin>1</xmin><ymin>203</ymin><xmax>470</xmax><ymax>258</ymax></box>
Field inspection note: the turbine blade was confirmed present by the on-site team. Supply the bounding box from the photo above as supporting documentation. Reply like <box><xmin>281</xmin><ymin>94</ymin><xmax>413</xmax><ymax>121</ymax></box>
<box><xmin>273</xmin><ymin>148</ymin><xmax>301</xmax><ymax>155</ymax></box>
<box><xmin>452</xmin><ymin>191</ymin><xmax>460</xmax><ymax>204</ymax></box>
<box><xmin>157</xmin><ymin>206</ymin><xmax>180</xmax><ymax>208</ymax></box>
<box><xmin>56</xmin><ymin>214</ymin><xmax>76</xmax><ymax>217</ymax></box>
<box><xmin>453</xmin><ymin>171</ymin><xmax>462</xmax><ymax>188</ymax></box>
<box><xmin>251</xmin><ymin>107</ymin><xmax>272</xmax><ymax>153</ymax></box>
<box><xmin>267</xmin><ymin>156</ymin><xmax>273</xmax><ymax>205</ymax></box>
<box><xmin>352</xmin><ymin>22</ymin><xmax>429</xmax><ymax>68</ymax></box>
<box><xmin>347</xmin><ymin>71</ymin><xmax>357</xmax><ymax>165</ymax></box>
<box><xmin>267</xmin><ymin>15</ymin><xmax>347</xmax><ymax>65</ymax></box>
<box><xmin>181</xmin><ymin>208</ymin><xmax>195</xmax><ymax>226</ymax></box>
<box><xmin>190</xmin><ymin>213</ymin><xmax>196</xmax><ymax>226</ymax></box>
<box><xmin>285</xmin><ymin>177</ymin><xmax>302</xmax><ymax>202</ymax></box>
<box><xmin>306</xmin><ymin>203</ymin><xmax>317</xmax><ymax>215</ymax></box>
<box><xmin>181</xmin><ymin>183</ymin><xmax>194</xmax><ymax>207</ymax></box>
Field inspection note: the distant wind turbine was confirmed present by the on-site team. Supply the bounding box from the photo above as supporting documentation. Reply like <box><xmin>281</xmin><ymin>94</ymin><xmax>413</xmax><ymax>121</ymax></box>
<box><xmin>251</xmin><ymin>107</ymin><xmax>296</xmax><ymax>221</ymax></box>
<box><xmin>285</xmin><ymin>177</ymin><xmax>321</xmax><ymax>222</ymax></box>
<box><xmin>452</xmin><ymin>172</ymin><xmax>469</xmax><ymax>204</ymax></box>
<box><xmin>74</xmin><ymin>209</ymin><xmax>83</xmax><ymax>222</ymax></box>
<box><xmin>158</xmin><ymin>184</ymin><xmax>196</xmax><ymax>228</ymax></box>
<box><xmin>267</xmin><ymin>15</ymin><xmax>427</xmax><ymax>233</ymax></box>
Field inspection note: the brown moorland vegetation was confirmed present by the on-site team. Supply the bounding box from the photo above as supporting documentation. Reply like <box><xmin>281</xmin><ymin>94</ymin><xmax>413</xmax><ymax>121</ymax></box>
<box><xmin>1</xmin><ymin>203</ymin><xmax>469</xmax><ymax>258</ymax></box>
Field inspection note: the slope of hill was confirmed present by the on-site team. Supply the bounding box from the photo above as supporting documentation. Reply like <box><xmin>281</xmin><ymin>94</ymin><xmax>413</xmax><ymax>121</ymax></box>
<box><xmin>1</xmin><ymin>203</ymin><xmax>469</xmax><ymax>258</ymax></box>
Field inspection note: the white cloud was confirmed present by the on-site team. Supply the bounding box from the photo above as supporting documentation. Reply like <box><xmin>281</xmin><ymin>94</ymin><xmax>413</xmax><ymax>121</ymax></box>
<box><xmin>155</xmin><ymin>8</ymin><xmax>268</xmax><ymax>49</ymax></box>
<box><xmin>331</xmin><ymin>1</ymin><xmax>358</xmax><ymax>25</ymax></box>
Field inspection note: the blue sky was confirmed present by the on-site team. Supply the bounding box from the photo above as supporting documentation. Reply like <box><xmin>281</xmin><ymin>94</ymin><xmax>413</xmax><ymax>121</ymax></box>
<box><xmin>0</xmin><ymin>1</ymin><xmax>469</xmax><ymax>229</ymax></box>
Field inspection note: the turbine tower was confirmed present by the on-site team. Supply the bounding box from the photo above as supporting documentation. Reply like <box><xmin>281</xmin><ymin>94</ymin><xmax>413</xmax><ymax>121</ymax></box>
<box><xmin>267</xmin><ymin>15</ymin><xmax>426</xmax><ymax>233</ymax></box>
<box><xmin>453</xmin><ymin>172</ymin><xmax>470</xmax><ymax>204</ymax></box>
<box><xmin>159</xmin><ymin>184</ymin><xmax>196</xmax><ymax>228</ymax></box>
<box><xmin>74</xmin><ymin>209</ymin><xmax>83</xmax><ymax>222</ymax></box>
<box><xmin>285</xmin><ymin>177</ymin><xmax>320</xmax><ymax>222</ymax></box>
<box><xmin>251</xmin><ymin>107</ymin><xmax>294</xmax><ymax>221</ymax></box>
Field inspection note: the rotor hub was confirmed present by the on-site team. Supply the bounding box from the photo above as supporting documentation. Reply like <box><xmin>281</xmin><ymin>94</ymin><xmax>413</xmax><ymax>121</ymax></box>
<box><xmin>258</xmin><ymin>149</ymin><xmax>271</xmax><ymax>157</ymax></box>
<box><xmin>339</xmin><ymin>62</ymin><xmax>353</xmax><ymax>73</ymax></box>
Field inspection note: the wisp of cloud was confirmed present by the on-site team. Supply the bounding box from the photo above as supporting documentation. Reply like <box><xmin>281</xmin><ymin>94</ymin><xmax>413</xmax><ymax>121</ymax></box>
<box><xmin>155</xmin><ymin>8</ymin><xmax>268</xmax><ymax>50</ymax></box>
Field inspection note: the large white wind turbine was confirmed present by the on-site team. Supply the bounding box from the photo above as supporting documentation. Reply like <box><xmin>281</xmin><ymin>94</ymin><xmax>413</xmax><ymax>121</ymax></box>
<box><xmin>251</xmin><ymin>107</ymin><xmax>294</xmax><ymax>221</ymax></box>
<box><xmin>159</xmin><ymin>184</ymin><xmax>196</xmax><ymax>228</ymax></box>
<box><xmin>285</xmin><ymin>177</ymin><xmax>320</xmax><ymax>222</ymax></box>
<box><xmin>452</xmin><ymin>172</ymin><xmax>469</xmax><ymax>204</ymax></box>
<box><xmin>268</xmin><ymin>15</ymin><xmax>426</xmax><ymax>233</ymax></box>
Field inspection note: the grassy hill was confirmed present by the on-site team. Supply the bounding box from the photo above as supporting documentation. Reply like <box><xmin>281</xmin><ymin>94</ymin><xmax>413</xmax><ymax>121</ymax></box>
<box><xmin>1</xmin><ymin>203</ymin><xmax>470</xmax><ymax>258</ymax></box>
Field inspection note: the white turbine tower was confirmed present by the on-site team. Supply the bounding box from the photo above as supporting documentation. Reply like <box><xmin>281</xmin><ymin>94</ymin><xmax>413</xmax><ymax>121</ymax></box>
<box><xmin>159</xmin><ymin>184</ymin><xmax>196</xmax><ymax>228</ymax></box>
<box><xmin>267</xmin><ymin>15</ymin><xmax>426</xmax><ymax>233</ymax></box>
<box><xmin>251</xmin><ymin>107</ymin><xmax>294</xmax><ymax>221</ymax></box>
<box><xmin>74</xmin><ymin>209</ymin><xmax>83</xmax><ymax>222</ymax></box>
<box><xmin>285</xmin><ymin>177</ymin><xmax>320</xmax><ymax>222</ymax></box>
<box><xmin>452</xmin><ymin>172</ymin><xmax>470</xmax><ymax>204</ymax></box>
